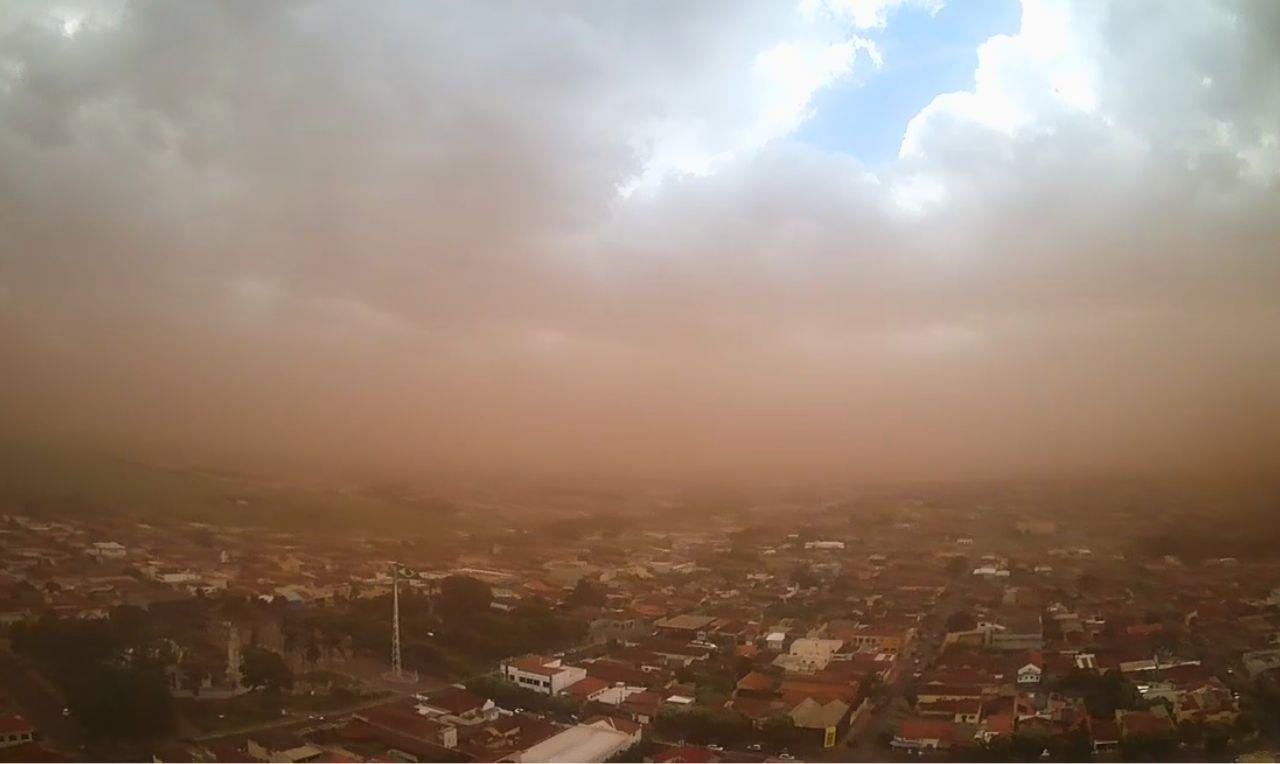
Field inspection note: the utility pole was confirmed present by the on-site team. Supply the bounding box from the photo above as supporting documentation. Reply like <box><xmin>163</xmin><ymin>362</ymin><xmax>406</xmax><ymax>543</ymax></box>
<box><xmin>226</xmin><ymin>621</ymin><xmax>243</xmax><ymax>692</ymax></box>
<box><xmin>390</xmin><ymin>564</ymin><xmax>403</xmax><ymax>677</ymax></box>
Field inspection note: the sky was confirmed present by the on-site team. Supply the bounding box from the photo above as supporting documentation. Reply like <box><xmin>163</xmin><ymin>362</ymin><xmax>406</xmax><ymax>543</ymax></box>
<box><xmin>1</xmin><ymin>0</ymin><xmax>1278</xmax><ymax>485</ymax></box>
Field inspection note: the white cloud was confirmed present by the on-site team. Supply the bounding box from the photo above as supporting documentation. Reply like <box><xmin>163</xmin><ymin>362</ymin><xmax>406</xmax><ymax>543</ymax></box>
<box><xmin>621</xmin><ymin>4</ymin><xmax>881</xmax><ymax>196</ymax></box>
<box><xmin>801</xmin><ymin>0</ymin><xmax>946</xmax><ymax>30</ymax></box>
<box><xmin>900</xmin><ymin>0</ymin><xmax>1102</xmax><ymax>158</ymax></box>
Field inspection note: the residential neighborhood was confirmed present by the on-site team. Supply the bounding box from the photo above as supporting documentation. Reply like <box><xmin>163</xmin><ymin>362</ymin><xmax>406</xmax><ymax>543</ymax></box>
<box><xmin>3</xmin><ymin>483</ymin><xmax>1280</xmax><ymax>762</ymax></box>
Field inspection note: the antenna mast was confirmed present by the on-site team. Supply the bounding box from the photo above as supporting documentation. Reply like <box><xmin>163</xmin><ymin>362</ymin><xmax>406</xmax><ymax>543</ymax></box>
<box><xmin>383</xmin><ymin>562</ymin><xmax>419</xmax><ymax>683</ymax></box>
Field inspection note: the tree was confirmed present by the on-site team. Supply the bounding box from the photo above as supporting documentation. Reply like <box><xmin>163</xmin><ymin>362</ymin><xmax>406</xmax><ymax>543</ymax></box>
<box><xmin>1077</xmin><ymin>573</ymin><xmax>1099</xmax><ymax>593</ymax></box>
<box><xmin>946</xmin><ymin>555</ymin><xmax>970</xmax><ymax>576</ymax></box>
<box><xmin>1120</xmin><ymin>732</ymin><xmax>1176</xmax><ymax>761</ymax></box>
<box><xmin>438</xmin><ymin>575</ymin><xmax>493</xmax><ymax>618</ymax></box>
<box><xmin>946</xmin><ymin>610</ymin><xmax>977</xmax><ymax>632</ymax></box>
<box><xmin>1204</xmin><ymin>725</ymin><xmax>1230</xmax><ymax>758</ymax></box>
<box><xmin>1042</xmin><ymin>615</ymin><xmax>1065</xmax><ymax>643</ymax></box>
<box><xmin>10</xmin><ymin>612</ymin><xmax>174</xmax><ymax>742</ymax></box>
<box><xmin>1054</xmin><ymin>669</ymin><xmax>1139</xmax><ymax>719</ymax></box>
<box><xmin>242</xmin><ymin>646</ymin><xmax>294</xmax><ymax>693</ymax></box>
<box><xmin>1046</xmin><ymin>728</ymin><xmax>1092</xmax><ymax>761</ymax></box>
<box><xmin>566</xmin><ymin>578</ymin><xmax>607</xmax><ymax>607</ymax></box>
<box><xmin>861</xmin><ymin>673</ymin><xmax>889</xmax><ymax>703</ymax></box>
<box><xmin>70</xmin><ymin>664</ymin><xmax>174</xmax><ymax>741</ymax></box>
<box><xmin>762</xmin><ymin>716</ymin><xmax>802</xmax><ymax>751</ymax></box>
<box><xmin>790</xmin><ymin>565</ymin><xmax>819</xmax><ymax>589</ymax></box>
<box><xmin>1010</xmin><ymin>731</ymin><xmax>1050</xmax><ymax>760</ymax></box>
<box><xmin>654</xmin><ymin>707</ymin><xmax>752</xmax><ymax>746</ymax></box>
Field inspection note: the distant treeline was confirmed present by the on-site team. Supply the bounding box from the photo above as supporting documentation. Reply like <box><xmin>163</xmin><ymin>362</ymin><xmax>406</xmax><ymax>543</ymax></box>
<box><xmin>1130</xmin><ymin>502</ymin><xmax>1280</xmax><ymax>560</ymax></box>
<box><xmin>0</xmin><ymin>441</ymin><xmax>458</xmax><ymax>535</ymax></box>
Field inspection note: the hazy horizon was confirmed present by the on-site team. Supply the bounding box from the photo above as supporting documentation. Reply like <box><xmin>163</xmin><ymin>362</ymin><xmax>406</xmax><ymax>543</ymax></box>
<box><xmin>3</xmin><ymin>0</ymin><xmax>1279</xmax><ymax>486</ymax></box>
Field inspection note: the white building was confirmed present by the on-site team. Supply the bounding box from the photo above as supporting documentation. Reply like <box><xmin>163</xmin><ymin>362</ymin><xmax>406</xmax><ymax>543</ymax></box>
<box><xmin>87</xmin><ymin>541</ymin><xmax>126</xmax><ymax>560</ymax></box>
<box><xmin>514</xmin><ymin>718</ymin><xmax>640</xmax><ymax>763</ymax></box>
<box><xmin>1017</xmin><ymin>662</ymin><xmax>1043</xmax><ymax>685</ymax></box>
<box><xmin>501</xmin><ymin>655</ymin><xmax>588</xmax><ymax>696</ymax></box>
<box><xmin>778</xmin><ymin>638</ymin><xmax>847</xmax><ymax>673</ymax></box>
<box><xmin>804</xmin><ymin>540</ymin><xmax>845</xmax><ymax>550</ymax></box>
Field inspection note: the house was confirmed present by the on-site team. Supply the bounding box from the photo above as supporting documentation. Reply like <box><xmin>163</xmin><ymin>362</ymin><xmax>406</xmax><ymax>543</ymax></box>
<box><xmin>564</xmin><ymin>676</ymin><xmax>637</xmax><ymax>705</ymax></box>
<box><xmin>987</xmin><ymin>615</ymin><xmax>1043</xmax><ymax>651</ymax></box>
<box><xmin>87</xmin><ymin>541</ymin><xmax>127</xmax><ymax>560</ymax></box>
<box><xmin>789</xmin><ymin>697</ymin><xmax>851</xmax><ymax>747</ymax></box>
<box><xmin>653</xmin><ymin>614</ymin><xmax>720</xmax><ymax>641</ymax></box>
<box><xmin>834</xmin><ymin>623</ymin><xmax>915</xmax><ymax>654</ymax></box>
<box><xmin>975</xmin><ymin>712</ymin><xmax>1014</xmax><ymax>743</ymax></box>
<box><xmin>415</xmin><ymin>686</ymin><xmax>498</xmax><ymax>726</ymax></box>
<box><xmin>1017</xmin><ymin>658</ymin><xmax>1043</xmax><ymax>685</ymax></box>
<box><xmin>728</xmin><ymin>695</ymin><xmax>787</xmax><ymax>727</ymax></box>
<box><xmin>915</xmin><ymin>684</ymin><xmax>985</xmax><ymax>703</ymax></box>
<box><xmin>916</xmin><ymin>698</ymin><xmax>982</xmax><ymax>724</ymax></box>
<box><xmin>1088</xmin><ymin>717</ymin><xmax>1120</xmax><ymax>754</ymax></box>
<box><xmin>735</xmin><ymin>671</ymin><xmax>780</xmax><ymax>699</ymax></box>
<box><xmin>461</xmin><ymin>712</ymin><xmax>559</xmax><ymax>760</ymax></box>
<box><xmin>892</xmin><ymin>718</ymin><xmax>957</xmax><ymax>750</ymax></box>
<box><xmin>0</xmin><ymin>715</ymin><xmax>35</xmax><ymax>749</ymax></box>
<box><xmin>1172</xmin><ymin>679</ymin><xmax>1240</xmax><ymax>725</ymax></box>
<box><xmin>358</xmin><ymin>702</ymin><xmax>460</xmax><ymax>749</ymax></box>
<box><xmin>776</xmin><ymin>638</ymin><xmax>845</xmax><ymax>673</ymax></box>
<box><xmin>640</xmin><ymin>639</ymin><xmax>712</xmax><ymax>666</ymax></box>
<box><xmin>1117</xmin><ymin>707</ymin><xmax>1175</xmax><ymax>739</ymax></box>
<box><xmin>501</xmin><ymin>654</ymin><xmax>588</xmax><ymax>696</ymax></box>
<box><xmin>589</xmin><ymin>614</ymin><xmax>645</xmax><ymax>643</ymax></box>
<box><xmin>512</xmin><ymin>718</ymin><xmax>639</xmax><ymax>763</ymax></box>
<box><xmin>245</xmin><ymin>731</ymin><xmax>323</xmax><ymax>763</ymax></box>
<box><xmin>562</xmin><ymin>674</ymin><xmax>610</xmax><ymax>701</ymax></box>
<box><xmin>620</xmin><ymin>691</ymin><xmax>663</xmax><ymax>724</ymax></box>
<box><xmin>584</xmin><ymin>658</ymin><xmax>669</xmax><ymax>690</ymax></box>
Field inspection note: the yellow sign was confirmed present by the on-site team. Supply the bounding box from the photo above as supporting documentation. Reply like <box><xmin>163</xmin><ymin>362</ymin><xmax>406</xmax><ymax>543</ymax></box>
<box><xmin>824</xmin><ymin>726</ymin><xmax>837</xmax><ymax>748</ymax></box>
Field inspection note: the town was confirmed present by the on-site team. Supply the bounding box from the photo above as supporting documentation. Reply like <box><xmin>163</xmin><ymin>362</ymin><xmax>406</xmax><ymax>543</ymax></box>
<box><xmin>2</xmin><ymin>482</ymin><xmax>1279</xmax><ymax>763</ymax></box>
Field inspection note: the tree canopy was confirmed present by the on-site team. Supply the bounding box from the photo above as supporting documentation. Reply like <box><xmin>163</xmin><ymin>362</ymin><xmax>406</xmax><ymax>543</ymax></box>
<box><xmin>438</xmin><ymin>575</ymin><xmax>493</xmax><ymax>618</ymax></box>
<box><xmin>242</xmin><ymin>646</ymin><xmax>294</xmax><ymax>693</ymax></box>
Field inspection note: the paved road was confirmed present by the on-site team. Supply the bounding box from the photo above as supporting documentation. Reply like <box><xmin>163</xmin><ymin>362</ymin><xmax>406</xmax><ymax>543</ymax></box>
<box><xmin>834</xmin><ymin>579</ymin><xmax>968</xmax><ymax>761</ymax></box>
<box><xmin>191</xmin><ymin>691</ymin><xmax>420</xmax><ymax>743</ymax></box>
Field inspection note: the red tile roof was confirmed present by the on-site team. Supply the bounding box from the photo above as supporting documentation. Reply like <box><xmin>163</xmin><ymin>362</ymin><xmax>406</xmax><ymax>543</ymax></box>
<box><xmin>735</xmin><ymin>671</ymin><xmax>778</xmax><ymax>693</ymax></box>
<box><xmin>583</xmin><ymin>715</ymin><xmax>642</xmax><ymax>736</ymax></box>
<box><xmin>564</xmin><ymin>676</ymin><xmax>610</xmax><ymax>699</ymax></box>
<box><xmin>422</xmin><ymin>686</ymin><xmax>488</xmax><ymax>715</ymax></box>
<box><xmin>984</xmin><ymin>713</ymin><xmax>1015</xmax><ymax>736</ymax></box>
<box><xmin>0</xmin><ymin>715</ymin><xmax>34</xmax><ymax>735</ymax></box>
<box><xmin>508</xmin><ymin>654</ymin><xmax>561</xmax><ymax>676</ymax></box>
<box><xmin>896</xmin><ymin>718</ymin><xmax>957</xmax><ymax>743</ymax></box>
